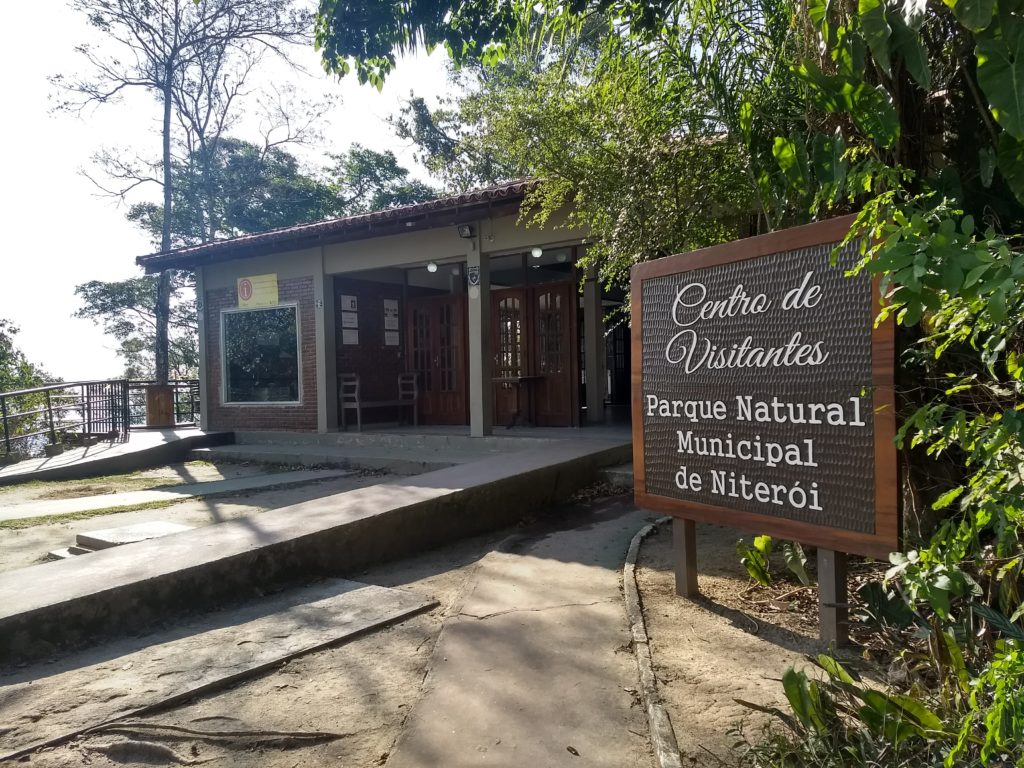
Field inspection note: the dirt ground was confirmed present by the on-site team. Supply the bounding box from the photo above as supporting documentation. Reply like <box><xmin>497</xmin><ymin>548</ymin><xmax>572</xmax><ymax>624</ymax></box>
<box><xmin>10</xmin><ymin>525</ymin><xmax>501</xmax><ymax>768</ymax></box>
<box><xmin>636</xmin><ymin>521</ymin><xmax>881</xmax><ymax>765</ymax></box>
<box><xmin>0</xmin><ymin>464</ymin><xmax>395</xmax><ymax>573</ymax></box>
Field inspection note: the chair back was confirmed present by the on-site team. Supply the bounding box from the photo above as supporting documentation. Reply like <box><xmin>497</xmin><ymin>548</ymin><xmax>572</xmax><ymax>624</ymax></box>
<box><xmin>339</xmin><ymin>373</ymin><xmax>360</xmax><ymax>405</ymax></box>
<box><xmin>398</xmin><ymin>372</ymin><xmax>418</xmax><ymax>401</ymax></box>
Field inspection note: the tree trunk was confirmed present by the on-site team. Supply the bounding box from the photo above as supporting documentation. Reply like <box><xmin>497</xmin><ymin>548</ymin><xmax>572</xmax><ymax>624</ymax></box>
<box><xmin>155</xmin><ymin>77</ymin><xmax>174</xmax><ymax>386</ymax></box>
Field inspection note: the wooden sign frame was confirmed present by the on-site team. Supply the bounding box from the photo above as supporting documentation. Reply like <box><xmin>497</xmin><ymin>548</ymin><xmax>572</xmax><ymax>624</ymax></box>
<box><xmin>630</xmin><ymin>215</ymin><xmax>898</xmax><ymax>560</ymax></box>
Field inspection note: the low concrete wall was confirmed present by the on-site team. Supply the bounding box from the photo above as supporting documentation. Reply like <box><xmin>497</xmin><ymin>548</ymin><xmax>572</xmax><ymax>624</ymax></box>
<box><xmin>0</xmin><ymin>439</ymin><xmax>630</xmax><ymax>663</ymax></box>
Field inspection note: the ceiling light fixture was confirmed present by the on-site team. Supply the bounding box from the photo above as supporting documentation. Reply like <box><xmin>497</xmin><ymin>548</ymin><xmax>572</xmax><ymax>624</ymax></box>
<box><xmin>531</xmin><ymin>246</ymin><xmax>543</xmax><ymax>259</ymax></box>
<box><xmin>427</xmin><ymin>261</ymin><xmax>438</xmax><ymax>273</ymax></box>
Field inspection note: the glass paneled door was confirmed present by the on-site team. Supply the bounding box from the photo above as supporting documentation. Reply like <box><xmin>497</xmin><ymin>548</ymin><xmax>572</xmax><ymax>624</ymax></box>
<box><xmin>490</xmin><ymin>282</ymin><xmax>577</xmax><ymax>427</ymax></box>
<box><xmin>406</xmin><ymin>294</ymin><xmax>468</xmax><ymax>424</ymax></box>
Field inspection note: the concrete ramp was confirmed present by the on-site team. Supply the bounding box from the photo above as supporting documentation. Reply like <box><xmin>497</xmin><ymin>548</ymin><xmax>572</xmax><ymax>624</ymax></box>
<box><xmin>0</xmin><ymin>429</ymin><xmax>233</xmax><ymax>486</ymax></box>
<box><xmin>0</xmin><ymin>437</ymin><xmax>629</xmax><ymax>662</ymax></box>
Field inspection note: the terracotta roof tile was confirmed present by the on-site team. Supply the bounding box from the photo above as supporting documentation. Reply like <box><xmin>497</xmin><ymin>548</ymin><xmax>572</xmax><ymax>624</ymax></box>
<box><xmin>136</xmin><ymin>179</ymin><xmax>537</xmax><ymax>272</ymax></box>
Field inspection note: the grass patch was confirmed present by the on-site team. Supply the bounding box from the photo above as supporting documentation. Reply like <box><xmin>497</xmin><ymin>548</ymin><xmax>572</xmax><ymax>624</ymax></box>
<box><xmin>0</xmin><ymin>500</ymin><xmax>181</xmax><ymax>530</ymax></box>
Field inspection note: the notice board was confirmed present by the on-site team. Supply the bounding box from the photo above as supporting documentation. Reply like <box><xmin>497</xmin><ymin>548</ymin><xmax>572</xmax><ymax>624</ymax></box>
<box><xmin>630</xmin><ymin>216</ymin><xmax>898</xmax><ymax>558</ymax></box>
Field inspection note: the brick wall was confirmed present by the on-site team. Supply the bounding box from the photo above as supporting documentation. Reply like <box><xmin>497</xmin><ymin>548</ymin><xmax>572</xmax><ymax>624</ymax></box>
<box><xmin>334</xmin><ymin>277</ymin><xmax>407</xmax><ymax>423</ymax></box>
<box><xmin>205</xmin><ymin>276</ymin><xmax>318</xmax><ymax>432</ymax></box>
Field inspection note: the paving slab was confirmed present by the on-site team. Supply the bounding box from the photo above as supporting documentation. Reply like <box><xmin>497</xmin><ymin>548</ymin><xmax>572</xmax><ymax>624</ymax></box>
<box><xmin>0</xmin><ymin>469</ymin><xmax>351</xmax><ymax>522</ymax></box>
<box><xmin>76</xmin><ymin>521</ymin><xmax>194</xmax><ymax>550</ymax></box>
<box><xmin>387</xmin><ymin>502</ymin><xmax>654</xmax><ymax>768</ymax></box>
<box><xmin>0</xmin><ymin>578</ymin><xmax>435</xmax><ymax>760</ymax></box>
<box><xmin>0</xmin><ymin>437</ymin><xmax>630</xmax><ymax>661</ymax></box>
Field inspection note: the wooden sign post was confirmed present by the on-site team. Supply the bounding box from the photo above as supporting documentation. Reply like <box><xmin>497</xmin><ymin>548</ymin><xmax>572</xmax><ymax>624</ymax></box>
<box><xmin>630</xmin><ymin>216</ymin><xmax>898</xmax><ymax>645</ymax></box>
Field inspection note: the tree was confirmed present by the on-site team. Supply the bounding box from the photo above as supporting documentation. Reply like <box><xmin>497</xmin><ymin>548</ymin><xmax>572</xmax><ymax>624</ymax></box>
<box><xmin>391</xmin><ymin>32</ymin><xmax>752</xmax><ymax>288</ymax></box>
<box><xmin>57</xmin><ymin>0</ymin><xmax>311</xmax><ymax>385</ymax></box>
<box><xmin>327</xmin><ymin>143</ymin><xmax>438</xmax><ymax>212</ymax></box>
<box><xmin>0</xmin><ymin>320</ymin><xmax>49</xmax><ymax>393</ymax></box>
<box><xmin>80</xmin><ymin>139</ymin><xmax>437</xmax><ymax>378</ymax></box>
<box><xmin>73</xmin><ymin>275</ymin><xmax>198</xmax><ymax>380</ymax></box>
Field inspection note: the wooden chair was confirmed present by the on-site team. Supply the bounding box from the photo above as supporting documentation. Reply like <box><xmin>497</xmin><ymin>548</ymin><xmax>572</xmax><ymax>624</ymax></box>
<box><xmin>339</xmin><ymin>373</ymin><xmax>419</xmax><ymax>431</ymax></box>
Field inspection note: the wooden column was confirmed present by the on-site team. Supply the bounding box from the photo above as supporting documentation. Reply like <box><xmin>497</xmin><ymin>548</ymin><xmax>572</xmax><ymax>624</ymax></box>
<box><xmin>672</xmin><ymin>518</ymin><xmax>699</xmax><ymax>597</ymax></box>
<box><xmin>817</xmin><ymin>548</ymin><xmax>848</xmax><ymax>646</ymax></box>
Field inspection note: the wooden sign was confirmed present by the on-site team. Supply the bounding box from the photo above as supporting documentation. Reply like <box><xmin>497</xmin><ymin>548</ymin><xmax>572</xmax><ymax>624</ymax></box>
<box><xmin>631</xmin><ymin>216</ymin><xmax>897</xmax><ymax>560</ymax></box>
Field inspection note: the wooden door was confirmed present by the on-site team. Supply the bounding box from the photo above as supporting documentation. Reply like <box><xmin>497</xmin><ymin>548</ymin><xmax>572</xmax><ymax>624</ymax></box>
<box><xmin>531</xmin><ymin>282</ymin><xmax>576</xmax><ymax>426</ymax></box>
<box><xmin>491</xmin><ymin>289</ymin><xmax>525</xmax><ymax>426</ymax></box>
<box><xmin>407</xmin><ymin>295</ymin><xmax>468</xmax><ymax>424</ymax></box>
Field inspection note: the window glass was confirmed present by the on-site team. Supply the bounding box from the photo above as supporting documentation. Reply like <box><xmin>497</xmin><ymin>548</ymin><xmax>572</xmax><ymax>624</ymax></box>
<box><xmin>223</xmin><ymin>306</ymin><xmax>299</xmax><ymax>403</ymax></box>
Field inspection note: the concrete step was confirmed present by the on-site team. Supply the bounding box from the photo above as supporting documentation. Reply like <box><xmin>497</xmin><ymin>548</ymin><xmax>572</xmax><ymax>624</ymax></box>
<box><xmin>601</xmin><ymin>463</ymin><xmax>634</xmax><ymax>489</ymax></box>
<box><xmin>46</xmin><ymin>546</ymin><xmax>95</xmax><ymax>561</ymax></box>
<box><xmin>76</xmin><ymin>522</ymin><xmax>194</xmax><ymax>551</ymax></box>
<box><xmin>190</xmin><ymin>444</ymin><xmax>463</xmax><ymax>475</ymax></box>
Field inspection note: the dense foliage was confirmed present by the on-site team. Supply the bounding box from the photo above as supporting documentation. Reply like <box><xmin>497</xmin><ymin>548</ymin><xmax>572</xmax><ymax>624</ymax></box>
<box><xmin>317</xmin><ymin>0</ymin><xmax>1024</xmax><ymax>763</ymax></box>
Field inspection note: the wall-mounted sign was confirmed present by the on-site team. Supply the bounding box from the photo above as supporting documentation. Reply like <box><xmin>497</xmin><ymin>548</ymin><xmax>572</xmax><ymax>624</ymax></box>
<box><xmin>340</xmin><ymin>294</ymin><xmax>358</xmax><ymax>312</ymax></box>
<box><xmin>383</xmin><ymin>298</ymin><xmax>400</xmax><ymax>331</ymax></box>
<box><xmin>631</xmin><ymin>215</ymin><xmax>897</xmax><ymax>559</ymax></box>
<box><xmin>237</xmin><ymin>274</ymin><xmax>278</xmax><ymax>308</ymax></box>
<box><xmin>384</xmin><ymin>330</ymin><xmax>400</xmax><ymax>347</ymax></box>
<box><xmin>342</xmin><ymin>328</ymin><xmax>359</xmax><ymax>346</ymax></box>
<box><xmin>341</xmin><ymin>311</ymin><xmax>359</xmax><ymax>329</ymax></box>
<box><xmin>466</xmin><ymin>265</ymin><xmax>481</xmax><ymax>287</ymax></box>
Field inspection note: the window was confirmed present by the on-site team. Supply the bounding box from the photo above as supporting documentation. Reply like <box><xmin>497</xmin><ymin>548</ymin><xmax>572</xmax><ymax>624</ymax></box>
<box><xmin>222</xmin><ymin>306</ymin><xmax>299</xmax><ymax>403</ymax></box>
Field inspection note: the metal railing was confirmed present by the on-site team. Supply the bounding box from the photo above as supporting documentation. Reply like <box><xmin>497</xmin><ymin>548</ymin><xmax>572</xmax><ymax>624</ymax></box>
<box><xmin>126</xmin><ymin>380</ymin><xmax>200</xmax><ymax>427</ymax></box>
<box><xmin>0</xmin><ymin>379</ymin><xmax>200</xmax><ymax>459</ymax></box>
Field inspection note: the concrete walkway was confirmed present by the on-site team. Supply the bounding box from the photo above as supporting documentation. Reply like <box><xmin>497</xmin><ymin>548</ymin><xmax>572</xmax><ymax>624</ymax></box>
<box><xmin>388</xmin><ymin>502</ymin><xmax>654</xmax><ymax>768</ymax></box>
<box><xmin>0</xmin><ymin>469</ymin><xmax>350</xmax><ymax>522</ymax></box>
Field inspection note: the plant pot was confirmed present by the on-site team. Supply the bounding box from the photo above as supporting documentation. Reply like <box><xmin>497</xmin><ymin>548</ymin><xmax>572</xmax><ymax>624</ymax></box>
<box><xmin>43</xmin><ymin>444</ymin><xmax>65</xmax><ymax>457</ymax></box>
<box><xmin>146</xmin><ymin>384</ymin><xmax>176</xmax><ymax>428</ymax></box>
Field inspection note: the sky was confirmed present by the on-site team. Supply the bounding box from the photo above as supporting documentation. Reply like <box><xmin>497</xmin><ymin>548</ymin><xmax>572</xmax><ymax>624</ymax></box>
<box><xmin>0</xmin><ymin>1</ymin><xmax>450</xmax><ymax>382</ymax></box>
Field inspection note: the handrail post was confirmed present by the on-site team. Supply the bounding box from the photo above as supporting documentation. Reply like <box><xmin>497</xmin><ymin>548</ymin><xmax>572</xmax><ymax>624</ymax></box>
<box><xmin>122</xmin><ymin>379</ymin><xmax>130</xmax><ymax>437</ymax></box>
<box><xmin>45</xmin><ymin>390</ymin><xmax>56</xmax><ymax>444</ymax></box>
<box><xmin>0</xmin><ymin>395</ymin><xmax>9</xmax><ymax>455</ymax></box>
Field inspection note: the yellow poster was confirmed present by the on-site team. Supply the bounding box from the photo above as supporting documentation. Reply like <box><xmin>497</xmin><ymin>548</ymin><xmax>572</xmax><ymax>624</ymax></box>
<box><xmin>237</xmin><ymin>274</ymin><xmax>278</xmax><ymax>308</ymax></box>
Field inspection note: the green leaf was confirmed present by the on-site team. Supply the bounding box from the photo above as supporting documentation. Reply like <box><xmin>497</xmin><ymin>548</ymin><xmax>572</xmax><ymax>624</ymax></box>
<box><xmin>782</xmin><ymin>542</ymin><xmax>812</xmax><ymax>586</ymax></box>
<box><xmin>943</xmin><ymin>0</ymin><xmax>996</xmax><ymax>31</ymax></box>
<box><xmin>812</xmin><ymin>130</ymin><xmax>848</xmax><ymax>185</ymax></box>
<box><xmin>817</xmin><ymin>654</ymin><xmax>856</xmax><ymax>684</ymax></box>
<box><xmin>933</xmin><ymin>486</ymin><xmax>965</xmax><ymax>510</ymax></box>
<box><xmin>889</xmin><ymin>693</ymin><xmax>945</xmax><ymax>732</ymax></box>
<box><xmin>997</xmin><ymin>131</ymin><xmax>1024</xmax><ymax>205</ymax></box>
<box><xmin>859</xmin><ymin>0</ymin><xmax>892</xmax><ymax>75</ymax></box>
<box><xmin>850</xmin><ymin>83</ymin><xmax>901</xmax><ymax>148</ymax></box>
<box><xmin>979</xmin><ymin>145</ymin><xmax>996</xmax><ymax>186</ymax></box>
<box><xmin>773</xmin><ymin>137</ymin><xmax>807</xmax><ymax>191</ymax></box>
<box><xmin>976</xmin><ymin>19</ymin><xmax>1024</xmax><ymax>140</ymax></box>
<box><xmin>890</xmin><ymin>15</ymin><xmax>931</xmax><ymax>90</ymax></box>
<box><xmin>974</xmin><ymin>603</ymin><xmax>1024</xmax><ymax>641</ymax></box>
<box><xmin>738</xmin><ymin>99</ymin><xmax>753</xmax><ymax>143</ymax></box>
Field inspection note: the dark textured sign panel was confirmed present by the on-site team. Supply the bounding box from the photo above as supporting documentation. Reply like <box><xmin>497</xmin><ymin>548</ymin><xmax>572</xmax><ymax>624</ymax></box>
<box><xmin>631</xmin><ymin>217</ymin><xmax>898</xmax><ymax>558</ymax></box>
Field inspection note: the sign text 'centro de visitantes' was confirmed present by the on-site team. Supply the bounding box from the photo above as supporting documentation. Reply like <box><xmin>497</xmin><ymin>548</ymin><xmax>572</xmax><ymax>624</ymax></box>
<box><xmin>631</xmin><ymin>216</ymin><xmax>898</xmax><ymax>558</ymax></box>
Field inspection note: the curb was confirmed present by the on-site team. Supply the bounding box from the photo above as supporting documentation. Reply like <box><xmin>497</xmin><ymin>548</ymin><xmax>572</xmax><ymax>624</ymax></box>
<box><xmin>624</xmin><ymin>517</ymin><xmax>684</xmax><ymax>768</ymax></box>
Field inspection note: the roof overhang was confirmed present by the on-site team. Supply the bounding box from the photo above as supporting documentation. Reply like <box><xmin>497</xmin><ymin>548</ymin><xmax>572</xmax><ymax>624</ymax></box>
<box><xmin>136</xmin><ymin>180</ymin><xmax>536</xmax><ymax>274</ymax></box>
